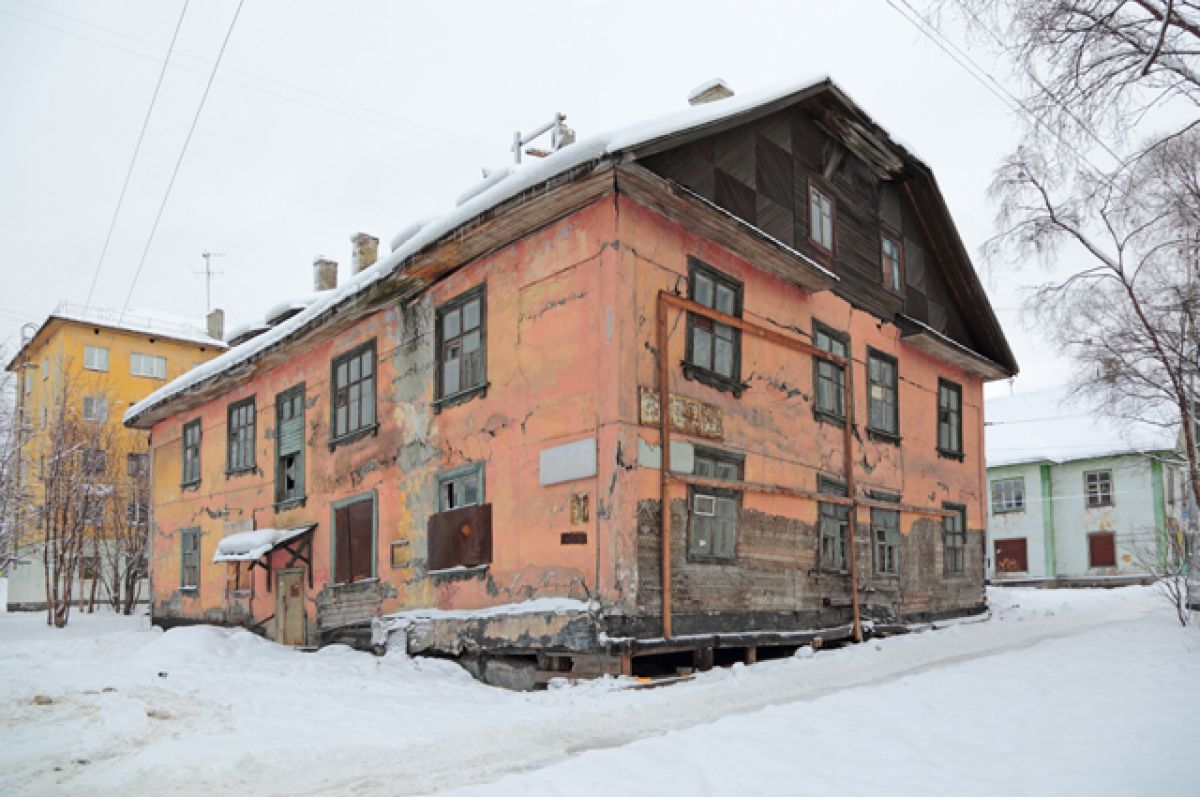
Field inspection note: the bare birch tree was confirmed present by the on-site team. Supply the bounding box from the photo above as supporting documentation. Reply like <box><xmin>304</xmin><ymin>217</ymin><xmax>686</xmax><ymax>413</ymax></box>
<box><xmin>933</xmin><ymin>1</ymin><xmax>1200</xmax><ymax>609</ymax></box>
<box><xmin>98</xmin><ymin>438</ymin><xmax>150</xmax><ymax>615</ymax></box>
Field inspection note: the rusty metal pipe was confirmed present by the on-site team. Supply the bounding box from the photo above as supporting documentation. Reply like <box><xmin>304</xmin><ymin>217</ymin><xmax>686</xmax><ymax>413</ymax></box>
<box><xmin>656</xmin><ymin>292</ymin><xmax>673</xmax><ymax>639</ymax></box>
<box><xmin>841</xmin><ymin>359</ymin><xmax>863</xmax><ymax>643</ymax></box>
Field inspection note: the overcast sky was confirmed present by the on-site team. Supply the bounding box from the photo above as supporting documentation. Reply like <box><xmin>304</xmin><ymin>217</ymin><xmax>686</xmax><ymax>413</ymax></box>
<box><xmin>0</xmin><ymin>0</ymin><xmax>1075</xmax><ymax>397</ymax></box>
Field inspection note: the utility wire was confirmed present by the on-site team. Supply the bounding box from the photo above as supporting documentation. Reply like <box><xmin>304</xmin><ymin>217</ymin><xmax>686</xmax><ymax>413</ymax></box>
<box><xmin>83</xmin><ymin>0</ymin><xmax>190</xmax><ymax>309</ymax></box>
<box><xmin>5</xmin><ymin>2</ymin><xmax>504</xmax><ymax>157</ymax></box>
<box><xmin>118</xmin><ymin>0</ymin><xmax>244</xmax><ymax>322</ymax></box>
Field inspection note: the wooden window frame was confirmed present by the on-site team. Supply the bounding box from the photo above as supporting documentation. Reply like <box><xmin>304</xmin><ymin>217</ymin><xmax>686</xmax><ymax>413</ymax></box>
<box><xmin>871</xmin><ymin>504</ymin><xmax>900</xmax><ymax>576</ymax></box>
<box><xmin>434</xmin><ymin>285</ymin><xmax>488</xmax><ymax>410</ymax></box>
<box><xmin>180</xmin><ymin>527</ymin><xmax>200</xmax><ymax>592</ymax></box>
<box><xmin>1088</xmin><ymin>530</ymin><xmax>1117</xmax><ymax>568</ymax></box>
<box><xmin>330</xmin><ymin>490</ymin><xmax>377</xmax><ymax>586</ymax></box>
<box><xmin>437</xmin><ymin>461</ymin><xmax>485</xmax><ymax>512</ymax></box>
<box><xmin>683</xmin><ymin>257</ymin><xmax>745</xmax><ymax>396</ymax></box>
<box><xmin>274</xmin><ymin>383</ymin><xmax>306</xmax><ymax>510</ymax></box>
<box><xmin>881</xmin><ymin>231</ymin><xmax>905</xmax><ymax>295</ymax></box>
<box><xmin>817</xmin><ymin>475</ymin><xmax>851</xmax><ymax>572</ymax></box>
<box><xmin>225</xmin><ymin>397</ymin><xmax>256</xmax><ymax>476</ymax></box>
<box><xmin>329</xmin><ymin>340</ymin><xmax>377</xmax><ymax>449</ymax></box>
<box><xmin>812</xmin><ymin>320</ymin><xmax>849</xmax><ymax>425</ymax></box>
<box><xmin>181</xmin><ymin>419</ymin><xmax>201</xmax><ymax>489</ymax></box>
<box><xmin>1084</xmin><ymin>469</ymin><xmax>1114</xmax><ymax>508</ymax></box>
<box><xmin>990</xmin><ymin>477</ymin><xmax>1026</xmax><ymax>514</ymax></box>
<box><xmin>936</xmin><ymin>378</ymin><xmax>964</xmax><ymax>461</ymax></box>
<box><xmin>866</xmin><ymin>348</ymin><xmax>900</xmax><ymax>442</ymax></box>
<box><xmin>942</xmin><ymin>503</ymin><xmax>967</xmax><ymax>576</ymax></box>
<box><xmin>687</xmin><ymin>447</ymin><xmax>744</xmax><ymax>562</ymax></box>
<box><xmin>808</xmin><ymin>180</ymin><xmax>836</xmax><ymax>255</ymax></box>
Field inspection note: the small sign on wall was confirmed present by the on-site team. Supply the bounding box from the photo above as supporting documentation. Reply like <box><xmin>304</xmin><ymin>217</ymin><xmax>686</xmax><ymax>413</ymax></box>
<box><xmin>539</xmin><ymin>437</ymin><xmax>597</xmax><ymax>486</ymax></box>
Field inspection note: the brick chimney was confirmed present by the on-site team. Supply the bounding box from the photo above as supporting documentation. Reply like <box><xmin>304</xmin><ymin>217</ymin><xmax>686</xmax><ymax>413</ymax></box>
<box><xmin>313</xmin><ymin>257</ymin><xmax>338</xmax><ymax>291</ymax></box>
<box><xmin>351</xmin><ymin>232</ymin><xmax>379</xmax><ymax>274</ymax></box>
<box><xmin>206</xmin><ymin>308</ymin><xmax>225</xmax><ymax>340</ymax></box>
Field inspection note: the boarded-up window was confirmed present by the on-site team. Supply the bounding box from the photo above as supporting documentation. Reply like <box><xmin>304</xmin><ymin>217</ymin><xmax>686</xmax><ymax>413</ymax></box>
<box><xmin>688</xmin><ymin>449</ymin><xmax>742</xmax><ymax>560</ymax></box>
<box><xmin>685</xmin><ymin>259</ymin><xmax>743</xmax><ymax>392</ymax></box>
<box><xmin>819</xmin><ymin>476</ymin><xmax>850</xmax><ymax>571</ymax></box>
<box><xmin>436</xmin><ymin>286</ymin><xmax>486</xmax><ymax>402</ymax></box>
<box><xmin>943</xmin><ymin>504</ymin><xmax>966</xmax><ymax>575</ymax></box>
<box><xmin>427</xmin><ymin>503</ymin><xmax>493</xmax><ymax>571</ymax></box>
<box><xmin>1088</xmin><ymin>532</ymin><xmax>1117</xmax><ymax>568</ymax></box>
<box><xmin>331</xmin><ymin>341</ymin><xmax>376</xmax><ymax>443</ymax></box>
<box><xmin>334</xmin><ymin>497</ymin><xmax>374</xmax><ymax>584</ymax></box>
<box><xmin>814</xmin><ymin>323</ymin><xmax>848</xmax><ymax>420</ymax></box>
<box><xmin>867</xmin><ymin>350</ymin><xmax>898</xmax><ymax>437</ymax></box>
<box><xmin>275</xmin><ymin>385</ymin><xmax>305</xmax><ymax>505</ymax></box>
<box><xmin>1085</xmin><ymin>470</ymin><xmax>1113</xmax><ymax>508</ymax></box>
<box><xmin>226</xmin><ymin>397</ymin><xmax>256</xmax><ymax>474</ymax></box>
<box><xmin>181</xmin><ymin>420</ymin><xmax>201</xmax><ymax>487</ymax></box>
<box><xmin>994</xmin><ymin>538</ymin><xmax>1028</xmax><ymax>573</ymax></box>
<box><xmin>180</xmin><ymin>527</ymin><xmax>200</xmax><ymax>589</ymax></box>
<box><xmin>937</xmin><ymin>379</ymin><xmax>962</xmax><ymax>457</ymax></box>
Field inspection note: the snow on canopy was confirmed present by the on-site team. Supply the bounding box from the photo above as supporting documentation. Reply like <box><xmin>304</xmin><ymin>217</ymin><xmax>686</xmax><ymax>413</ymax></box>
<box><xmin>213</xmin><ymin>525</ymin><xmax>315</xmax><ymax>563</ymax></box>
<box><xmin>126</xmin><ymin>73</ymin><xmax>875</xmax><ymax>427</ymax></box>
<box><xmin>985</xmin><ymin>386</ymin><xmax>1177</xmax><ymax>468</ymax></box>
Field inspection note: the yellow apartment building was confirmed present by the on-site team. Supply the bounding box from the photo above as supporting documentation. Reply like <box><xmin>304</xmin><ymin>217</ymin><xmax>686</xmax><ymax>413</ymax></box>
<box><xmin>3</xmin><ymin>302</ymin><xmax>226</xmax><ymax>610</ymax></box>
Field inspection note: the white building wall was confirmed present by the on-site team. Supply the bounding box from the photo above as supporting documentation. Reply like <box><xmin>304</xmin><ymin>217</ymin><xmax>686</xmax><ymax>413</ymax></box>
<box><xmin>1051</xmin><ymin>456</ymin><xmax>1159</xmax><ymax>579</ymax></box>
<box><xmin>4</xmin><ymin>542</ymin><xmax>147</xmax><ymax>610</ymax></box>
<box><xmin>986</xmin><ymin>463</ymin><xmax>1048</xmax><ymax>580</ymax></box>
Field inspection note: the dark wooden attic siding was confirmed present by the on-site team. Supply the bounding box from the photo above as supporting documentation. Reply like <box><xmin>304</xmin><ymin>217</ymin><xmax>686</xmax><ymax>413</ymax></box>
<box><xmin>638</xmin><ymin>104</ymin><xmax>997</xmax><ymax>369</ymax></box>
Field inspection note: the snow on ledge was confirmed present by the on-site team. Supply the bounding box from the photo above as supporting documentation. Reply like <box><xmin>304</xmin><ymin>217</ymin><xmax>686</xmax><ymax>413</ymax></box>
<box><xmin>213</xmin><ymin>525</ymin><xmax>314</xmax><ymax>563</ymax></box>
<box><xmin>386</xmin><ymin>597</ymin><xmax>597</xmax><ymax>625</ymax></box>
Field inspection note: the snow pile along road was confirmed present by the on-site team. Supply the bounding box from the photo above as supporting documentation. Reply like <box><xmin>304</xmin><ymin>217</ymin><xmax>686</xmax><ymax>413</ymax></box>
<box><xmin>0</xmin><ymin>587</ymin><xmax>1194</xmax><ymax>796</ymax></box>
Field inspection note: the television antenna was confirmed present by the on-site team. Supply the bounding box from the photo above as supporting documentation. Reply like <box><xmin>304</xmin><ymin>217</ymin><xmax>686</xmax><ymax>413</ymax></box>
<box><xmin>195</xmin><ymin>251</ymin><xmax>227</xmax><ymax>313</ymax></box>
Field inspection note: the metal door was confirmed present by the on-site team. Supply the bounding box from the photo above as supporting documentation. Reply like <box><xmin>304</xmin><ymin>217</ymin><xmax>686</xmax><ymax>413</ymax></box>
<box><xmin>275</xmin><ymin>568</ymin><xmax>306</xmax><ymax>646</ymax></box>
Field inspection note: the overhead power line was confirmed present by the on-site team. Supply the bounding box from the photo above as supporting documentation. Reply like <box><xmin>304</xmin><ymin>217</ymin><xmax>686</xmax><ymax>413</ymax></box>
<box><xmin>83</xmin><ymin>0</ymin><xmax>190</xmax><ymax>309</ymax></box>
<box><xmin>118</xmin><ymin>0</ymin><xmax>245</xmax><ymax>321</ymax></box>
<box><xmin>5</xmin><ymin>2</ymin><xmax>504</xmax><ymax>157</ymax></box>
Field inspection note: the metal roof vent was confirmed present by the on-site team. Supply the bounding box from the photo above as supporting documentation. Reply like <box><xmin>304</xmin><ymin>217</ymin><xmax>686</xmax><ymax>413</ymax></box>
<box><xmin>687</xmin><ymin>78</ymin><xmax>734</xmax><ymax>106</ymax></box>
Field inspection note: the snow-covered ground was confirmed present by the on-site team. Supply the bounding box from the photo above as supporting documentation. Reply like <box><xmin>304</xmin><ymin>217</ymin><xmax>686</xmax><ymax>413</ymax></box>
<box><xmin>1</xmin><ymin>587</ymin><xmax>1194</xmax><ymax>796</ymax></box>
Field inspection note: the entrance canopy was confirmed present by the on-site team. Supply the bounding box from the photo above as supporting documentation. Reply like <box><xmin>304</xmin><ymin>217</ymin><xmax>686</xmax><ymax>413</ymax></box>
<box><xmin>213</xmin><ymin>524</ymin><xmax>316</xmax><ymax>563</ymax></box>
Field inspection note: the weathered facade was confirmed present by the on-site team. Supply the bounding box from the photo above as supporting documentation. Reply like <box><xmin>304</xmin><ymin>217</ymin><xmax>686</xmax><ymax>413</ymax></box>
<box><xmin>127</xmin><ymin>78</ymin><xmax>1017</xmax><ymax>679</ymax></box>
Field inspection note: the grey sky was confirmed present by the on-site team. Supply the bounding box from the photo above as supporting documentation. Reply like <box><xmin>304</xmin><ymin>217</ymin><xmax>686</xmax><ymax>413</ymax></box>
<box><xmin>0</xmin><ymin>0</ymin><xmax>1069</xmax><ymax>396</ymax></box>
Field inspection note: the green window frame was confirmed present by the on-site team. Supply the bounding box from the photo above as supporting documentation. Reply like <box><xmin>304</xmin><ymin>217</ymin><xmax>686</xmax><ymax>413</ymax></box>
<box><xmin>181</xmin><ymin>419</ymin><xmax>201</xmax><ymax>488</ymax></box>
<box><xmin>437</xmin><ymin>462</ymin><xmax>484</xmax><ymax>511</ymax></box>
<box><xmin>330</xmin><ymin>340</ymin><xmax>377</xmax><ymax>447</ymax></box>
<box><xmin>813</xmin><ymin>321</ymin><xmax>849</xmax><ymax>422</ymax></box>
<box><xmin>818</xmin><ymin>476</ymin><xmax>851</xmax><ymax>571</ymax></box>
<box><xmin>275</xmin><ymin>384</ymin><xmax>306</xmax><ymax>509</ymax></box>
<box><xmin>684</xmin><ymin>258</ymin><xmax>744</xmax><ymax>395</ymax></box>
<box><xmin>331</xmin><ymin>491</ymin><xmax>376</xmax><ymax>585</ymax></box>
<box><xmin>943</xmin><ymin>503</ymin><xmax>966</xmax><ymax>575</ymax></box>
<box><xmin>687</xmin><ymin>448</ymin><xmax>743</xmax><ymax>560</ymax></box>
<box><xmin>435</xmin><ymin>285</ymin><xmax>487</xmax><ymax>407</ymax></box>
<box><xmin>180</xmin><ymin>527</ymin><xmax>200</xmax><ymax>590</ymax></box>
<box><xmin>226</xmin><ymin>397</ymin><xmax>256</xmax><ymax>475</ymax></box>
<box><xmin>871</xmin><ymin>507</ymin><xmax>899</xmax><ymax>576</ymax></box>
<box><xmin>991</xmin><ymin>477</ymin><xmax>1025</xmax><ymax>514</ymax></box>
<box><xmin>866</xmin><ymin>348</ymin><xmax>899</xmax><ymax>439</ymax></box>
<box><xmin>937</xmin><ymin>378</ymin><xmax>963</xmax><ymax>459</ymax></box>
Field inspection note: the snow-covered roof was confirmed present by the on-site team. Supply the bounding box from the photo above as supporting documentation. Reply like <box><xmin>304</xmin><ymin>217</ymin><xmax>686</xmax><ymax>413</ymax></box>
<box><xmin>985</xmin><ymin>387</ymin><xmax>1178</xmax><ymax>469</ymax></box>
<box><xmin>212</xmin><ymin>525</ymin><xmax>315</xmax><ymax>563</ymax></box>
<box><xmin>125</xmin><ymin>73</ymin><xmax>922</xmax><ymax>428</ymax></box>
<box><xmin>7</xmin><ymin>302</ymin><xmax>225</xmax><ymax>371</ymax></box>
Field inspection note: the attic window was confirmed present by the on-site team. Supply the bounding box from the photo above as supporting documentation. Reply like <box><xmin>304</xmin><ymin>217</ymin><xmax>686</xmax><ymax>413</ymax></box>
<box><xmin>809</xmin><ymin>184</ymin><xmax>835</xmax><ymax>253</ymax></box>
<box><xmin>881</xmin><ymin>233</ymin><xmax>904</xmax><ymax>293</ymax></box>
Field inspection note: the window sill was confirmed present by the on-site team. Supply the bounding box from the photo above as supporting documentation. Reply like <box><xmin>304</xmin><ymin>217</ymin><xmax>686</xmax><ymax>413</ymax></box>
<box><xmin>427</xmin><ymin>563</ymin><xmax>489</xmax><ymax>580</ymax></box>
<box><xmin>225</xmin><ymin>466</ymin><xmax>256</xmax><ymax>479</ymax></box>
<box><xmin>686</xmin><ymin>552</ymin><xmax>737</xmax><ymax>564</ymax></box>
<box><xmin>434</xmin><ymin>383</ymin><xmax>489</xmax><ymax>413</ymax></box>
<box><xmin>179</xmin><ymin>587</ymin><xmax>198</xmax><ymax>595</ymax></box>
<box><xmin>274</xmin><ymin>496</ymin><xmax>307</xmax><ymax>512</ymax></box>
<box><xmin>936</xmin><ymin>448</ymin><xmax>965</xmax><ymax>462</ymax></box>
<box><xmin>814</xmin><ymin>409</ymin><xmax>846</xmax><ymax>428</ymax></box>
<box><xmin>681</xmin><ymin>363</ymin><xmax>746</xmax><ymax>397</ymax></box>
<box><xmin>992</xmin><ymin>508</ymin><xmax>1025</xmax><ymax>515</ymax></box>
<box><xmin>867</xmin><ymin>428</ymin><xmax>901</xmax><ymax>445</ymax></box>
<box><xmin>328</xmin><ymin>423</ymin><xmax>379</xmax><ymax>452</ymax></box>
<box><xmin>180</xmin><ymin>481</ymin><xmax>200</xmax><ymax>492</ymax></box>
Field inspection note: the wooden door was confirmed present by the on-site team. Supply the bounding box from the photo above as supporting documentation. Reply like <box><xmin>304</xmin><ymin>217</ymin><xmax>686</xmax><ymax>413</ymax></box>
<box><xmin>275</xmin><ymin>569</ymin><xmax>306</xmax><ymax>646</ymax></box>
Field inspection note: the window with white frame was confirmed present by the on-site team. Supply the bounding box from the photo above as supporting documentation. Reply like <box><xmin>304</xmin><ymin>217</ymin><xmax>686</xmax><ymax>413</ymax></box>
<box><xmin>84</xmin><ymin>345</ymin><xmax>109</xmax><ymax>372</ymax></box>
<box><xmin>809</xmin><ymin>185</ymin><xmax>835</xmax><ymax>251</ymax></box>
<box><xmin>82</xmin><ymin>395</ymin><xmax>107</xmax><ymax>422</ymax></box>
<box><xmin>130</xmin><ymin>352</ymin><xmax>167</xmax><ymax>379</ymax></box>
<box><xmin>991</xmin><ymin>477</ymin><xmax>1025</xmax><ymax>513</ymax></box>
